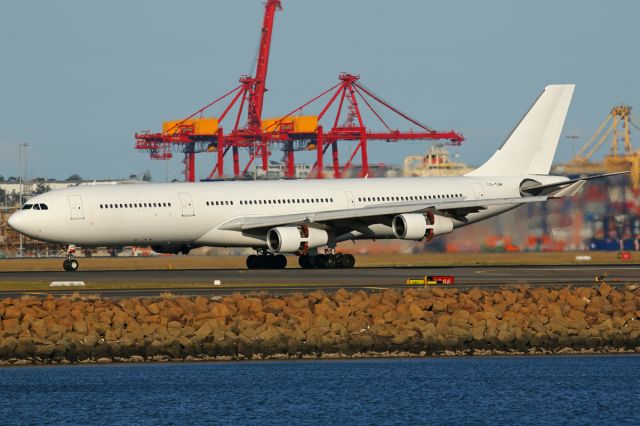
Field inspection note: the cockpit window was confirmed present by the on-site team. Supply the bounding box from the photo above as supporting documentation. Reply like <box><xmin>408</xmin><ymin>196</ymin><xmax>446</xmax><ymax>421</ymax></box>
<box><xmin>20</xmin><ymin>203</ymin><xmax>48</xmax><ymax>210</ymax></box>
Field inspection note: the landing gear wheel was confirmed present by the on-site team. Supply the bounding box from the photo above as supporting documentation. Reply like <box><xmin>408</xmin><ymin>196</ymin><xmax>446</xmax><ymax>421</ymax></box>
<box><xmin>322</xmin><ymin>254</ymin><xmax>337</xmax><ymax>269</ymax></box>
<box><xmin>274</xmin><ymin>254</ymin><xmax>287</xmax><ymax>269</ymax></box>
<box><xmin>246</xmin><ymin>255</ymin><xmax>258</xmax><ymax>269</ymax></box>
<box><xmin>341</xmin><ymin>254</ymin><xmax>356</xmax><ymax>269</ymax></box>
<box><xmin>63</xmin><ymin>258</ymin><xmax>79</xmax><ymax>272</ymax></box>
<box><xmin>68</xmin><ymin>259</ymin><xmax>79</xmax><ymax>271</ymax></box>
<box><xmin>299</xmin><ymin>255</ymin><xmax>316</xmax><ymax>269</ymax></box>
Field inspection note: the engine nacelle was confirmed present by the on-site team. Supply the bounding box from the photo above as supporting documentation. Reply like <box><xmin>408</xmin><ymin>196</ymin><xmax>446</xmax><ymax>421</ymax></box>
<box><xmin>392</xmin><ymin>213</ymin><xmax>454</xmax><ymax>241</ymax></box>
<box><xmin>266</xmin><ymin>225</ymin><xmax>329</xmax><ymax>254</ymax></box>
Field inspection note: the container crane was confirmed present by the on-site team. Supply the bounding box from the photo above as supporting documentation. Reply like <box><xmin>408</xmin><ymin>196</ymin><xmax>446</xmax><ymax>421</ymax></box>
<box><xmin>563</xmin><ymin>104</ymin><xmax>640</xmax><ymax>188</ymax></box>
<box><xmin>135</xmin><ymin>0</ymin><xmax>464</xmax><ymax>181</ymax></box>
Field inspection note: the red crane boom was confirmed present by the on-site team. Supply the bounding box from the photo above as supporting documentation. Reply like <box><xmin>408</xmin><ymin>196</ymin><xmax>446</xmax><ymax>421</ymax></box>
<box><xmin>246</xmin><ymin>0</ymin><xmax>281</xmax><ymax>130</ymax></box>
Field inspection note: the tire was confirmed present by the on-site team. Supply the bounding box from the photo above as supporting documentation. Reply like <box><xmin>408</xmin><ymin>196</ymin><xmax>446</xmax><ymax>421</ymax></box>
<box><xmin>246</xmin><ymin>255</ymin><xmax>258</xmax><ymax>269</ymax></box>
<box><xmin>68</xmin><ymin>259</ymin><xmax>79</xmax><ymax>272</ymax></box>
<box><xmin>342</xmin><ymin>254</ymin><xmax>355</xmax><ymax>269</ymax></box>
<box><xmin>257</xmin><ymin>256</ymin><xmax>270</xmax><ymax>269</ymax></box>
<box><xmin>298</xmin><ymin>255</ymin><xmax>309</xmax><ymax>268</ymax></box>
<box><xmin>274</xmin><ymin>254</ymin><xmax>287</xmax><ymax>269</ymax></box>
<box><xmin>323</xmin><ymin>254</ymin><xmax>337</xmax><ymax>269</ymax></box>
<box><xmin>62</xmin><ymin>259</ymin><xmax>70</xmax><ymax>271</ymax></box>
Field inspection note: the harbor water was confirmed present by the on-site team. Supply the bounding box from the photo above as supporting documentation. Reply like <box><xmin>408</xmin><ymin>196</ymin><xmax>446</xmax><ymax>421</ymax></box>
<box><xmin>0</xmin><ymin>355</ymin><xmax>638</xmax><ymax>425</ymax></box>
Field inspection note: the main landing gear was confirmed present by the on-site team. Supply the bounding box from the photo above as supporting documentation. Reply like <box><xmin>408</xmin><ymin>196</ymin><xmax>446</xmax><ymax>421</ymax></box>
<box><xmin>246</xmin><ymin>249</ymin><xmax>288</xmax><ymax>269</ymax></box>
<box><xmin>62</xmin><ymin>245</ymin><xmax>79</xmax><ymax>272</ymax></box>
<box><xmin>298</xmin><ymin>253</ymin><xmax>355</xmax><ymax>269</ymax></box>
<box><xmin>245</xmin><ymin>249</ymin><xmax>356</xmax><ymax>270</ymax></box>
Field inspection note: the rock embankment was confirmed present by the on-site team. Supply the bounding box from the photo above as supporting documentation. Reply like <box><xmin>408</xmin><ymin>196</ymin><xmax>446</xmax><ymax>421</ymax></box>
<box><xmin>1</xmin><ymin>284</ymin><xmax>639</xmax><ymax>364</ymax></box>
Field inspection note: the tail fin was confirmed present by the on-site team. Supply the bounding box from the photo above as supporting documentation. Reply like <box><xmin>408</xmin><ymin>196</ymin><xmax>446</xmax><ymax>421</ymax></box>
<box><xmin>467</xmin><ymin>84</ymin><xmax>575</xmax><ymax>176</ymax></box>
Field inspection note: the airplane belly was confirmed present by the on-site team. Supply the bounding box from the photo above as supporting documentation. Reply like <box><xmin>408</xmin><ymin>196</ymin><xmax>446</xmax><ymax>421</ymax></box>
<box><xmin>195</xmin><ymin>229</ymin><xmax>267</xmax><ymax>247</ymax></box>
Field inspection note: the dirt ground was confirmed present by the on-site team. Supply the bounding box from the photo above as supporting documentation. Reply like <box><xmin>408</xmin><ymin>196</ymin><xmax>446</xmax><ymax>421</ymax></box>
<box><xmin>0</xmin><ymin>251</ymin><xmax>636</xmax><ymax>272</ymax></box>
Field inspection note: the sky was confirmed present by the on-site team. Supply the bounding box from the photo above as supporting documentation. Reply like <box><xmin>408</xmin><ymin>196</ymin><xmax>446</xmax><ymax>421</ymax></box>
<box><xmin>1</xmin><ymin>0</ymin><xmax>638</xmax><ymax>181</ymax></box>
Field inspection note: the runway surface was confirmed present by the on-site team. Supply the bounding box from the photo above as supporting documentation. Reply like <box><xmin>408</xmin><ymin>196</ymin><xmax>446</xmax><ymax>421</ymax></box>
<box><xmin>0</xmin><ymin>264</ymin><xmax>638</xmax><ymax>298</ymax></box>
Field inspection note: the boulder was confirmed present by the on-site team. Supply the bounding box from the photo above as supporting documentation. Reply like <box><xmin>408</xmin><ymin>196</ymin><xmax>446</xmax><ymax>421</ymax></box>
<box><xmin>598</xmin><ymin>282</ymin><xmax>613</xmax><ymax>298</ymax></box>
<box><xmin>194</xmin><ymin>323</ymin><xmax>213</xmax><ymax>341</ymax></box>
<box><xmin>264</xmin><ymin>299</ymin><xmax>286</xmax><ymax>312</ymax></box>
<box><xmin>409</xmin><ymin>303</ymin><xmax>426</xmax><ymax>320</ymax></box>
<box><xmin>30</xmin><ymin>319</ymin><xmax>48</xmax><ymax>339</ymax></box>
<box><xmin>147</xmin><ymin>303</ymin><xmax>161</xmax><ymax>315</ymax></box>
<box><xmin>2</xmin><ymin>318</ymin><xmax>21</xmax><ymax>337</ymax></box>
<box><xmin>211</xmin><ymin>303</ymin><xmax>232</xmax><ymax>319</ymax></box>
<box><xmin>4</xmin><ymin>305</ymin><xmax>21</xmax><ymax>320</ymax></box>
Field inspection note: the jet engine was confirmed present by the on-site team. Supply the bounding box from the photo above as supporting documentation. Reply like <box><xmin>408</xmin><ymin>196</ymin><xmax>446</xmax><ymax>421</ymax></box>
<box><xmin>392</xmin><ymin>212</ymin><xmax>454</xmax><ymax>241</ymax></box>
<box><xmin>266</xmin><ymin>225</ymin><xmax>329</xmax><ymax>254</ymax></box>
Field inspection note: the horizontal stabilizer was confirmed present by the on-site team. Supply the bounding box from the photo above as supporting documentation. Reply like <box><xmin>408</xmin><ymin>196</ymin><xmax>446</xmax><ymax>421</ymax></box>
<box><xmin>521</xmin><ymin>171</ymin><xmax>629</xmax><ymax>197</ymax></box>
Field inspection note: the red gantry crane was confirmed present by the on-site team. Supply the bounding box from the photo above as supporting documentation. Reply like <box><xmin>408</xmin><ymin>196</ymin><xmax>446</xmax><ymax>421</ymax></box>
<box><xmin>135</xmin><ymin>0</ymin><xmax>464</xmax><ymax>182</ymax></box>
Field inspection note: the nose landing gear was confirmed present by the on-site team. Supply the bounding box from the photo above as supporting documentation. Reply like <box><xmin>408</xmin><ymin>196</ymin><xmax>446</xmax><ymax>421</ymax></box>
<box><xmin>62</xmin><ymin>245</ymin><xmax>79</xmax><ymax>272</ymax></box>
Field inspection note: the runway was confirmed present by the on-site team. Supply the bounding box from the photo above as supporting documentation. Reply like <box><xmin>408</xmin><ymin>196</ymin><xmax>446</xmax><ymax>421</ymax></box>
<box><xmin>0</xmin><ymin>264</ymin><xmax>638</xmax><ymax>298</ymax></box>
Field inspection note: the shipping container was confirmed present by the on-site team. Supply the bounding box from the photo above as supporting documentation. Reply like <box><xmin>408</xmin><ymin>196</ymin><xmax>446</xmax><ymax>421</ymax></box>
<box><xmin>262</xmin><ymin>116</ymin><xmax>318</xmax><ymax>133</ymax></box>
<box><xmin>162</xmin><ymin>117</ymin><xmax>219</xmax><ymax>135</ymax></box>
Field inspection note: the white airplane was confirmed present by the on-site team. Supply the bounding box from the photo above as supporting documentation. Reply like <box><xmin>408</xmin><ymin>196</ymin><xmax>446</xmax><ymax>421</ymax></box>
<box><xmin>8</xmin><ymin>85</ymin><xmax>622</xmax><ymax>271</ymax></box>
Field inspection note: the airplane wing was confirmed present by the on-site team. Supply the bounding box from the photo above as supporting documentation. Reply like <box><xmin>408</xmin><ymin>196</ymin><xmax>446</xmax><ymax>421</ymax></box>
<box><xmin>218</xmin><ymin>195</ymin><xmax>548</xmax><ymax>232</ymax></box>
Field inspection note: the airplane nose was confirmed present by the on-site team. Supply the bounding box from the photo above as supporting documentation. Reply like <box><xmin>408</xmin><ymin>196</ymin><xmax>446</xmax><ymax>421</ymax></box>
<box><xmin>8</xmin><ymin>212</ymin><xmax>22</xmax><ymax>231</ymax></box>
<box><xmin>7</xmin><ymin>211</ymin><xmax>27</xmax><ymax>233</ymax></box>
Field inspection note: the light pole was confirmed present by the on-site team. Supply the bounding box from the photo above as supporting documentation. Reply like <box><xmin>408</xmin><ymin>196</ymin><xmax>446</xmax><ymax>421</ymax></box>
<box><xmin>566</xmin><ymin>135</ymin><xmax>579</xmax><ymax>160</ymax></box>
<box><xmin>17</xmin><ymin>143</ymin><xmax>28</xmax><ymax>257</ymax></box>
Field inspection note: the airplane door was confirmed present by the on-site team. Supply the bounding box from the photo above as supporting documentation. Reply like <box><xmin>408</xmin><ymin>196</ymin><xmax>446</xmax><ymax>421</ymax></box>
<box><xmin>179</xmin><ymin>192</ymin><xmax>195</xmax><ymax>217</ymax></box>
<box><xmin>471</xmin><ymin>183</ymin><xmax>485</xmax><ymax>199</ymax></box>
<box><xmin>68</xmin><ymin>195</ymin><xmax>85</xmax><ymax>220</ymax></box>
<box><xmin>345</xmin><ymin>191</ymin><xmax>355</xmax><ymax>209</ymax></box>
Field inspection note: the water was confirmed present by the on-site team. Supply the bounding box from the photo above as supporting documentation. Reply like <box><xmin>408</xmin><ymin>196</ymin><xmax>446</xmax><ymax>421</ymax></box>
<box><xmin>0</xmin><ymin>356</ymin><xmax>638</xmax><ymax>425</ymax></box>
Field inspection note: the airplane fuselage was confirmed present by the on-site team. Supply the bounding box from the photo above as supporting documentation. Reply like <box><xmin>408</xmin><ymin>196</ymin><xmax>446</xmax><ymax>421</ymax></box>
<box><xmin>9</xmin><ymin>174</ymin><xmax>563</xmax><ymax>249</ymax></box>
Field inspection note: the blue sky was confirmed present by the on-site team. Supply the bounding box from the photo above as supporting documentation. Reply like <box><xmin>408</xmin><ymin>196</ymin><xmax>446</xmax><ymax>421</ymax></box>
<box><xmin>1</xmin><ymin>0</ymin><xmax>638</xmax><ymax>181</ymax></box>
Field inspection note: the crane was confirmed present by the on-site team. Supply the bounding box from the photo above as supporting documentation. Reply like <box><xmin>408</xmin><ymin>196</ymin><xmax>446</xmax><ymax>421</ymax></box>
<box><xmin>564</xmin><ymin>105</ymin><xmax>640</xmax><ymax>188</ymax></box>
<box><xmin>135</xmin><ymin>1</ymin><xmax>464</xmax><ymax>182</ymax></box>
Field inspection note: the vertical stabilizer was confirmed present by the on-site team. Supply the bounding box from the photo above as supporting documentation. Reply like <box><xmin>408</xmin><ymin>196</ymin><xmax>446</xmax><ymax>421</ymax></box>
<box><xmin>467</xmin><ymin>84</ymin><xmax>575</xmax><ymax>176</ymax></box>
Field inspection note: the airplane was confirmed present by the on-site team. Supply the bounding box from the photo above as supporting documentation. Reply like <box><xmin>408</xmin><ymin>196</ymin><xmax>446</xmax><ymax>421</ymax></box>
<box><xmin>8</xmin><ymin>84</ymin><xmax>624</xmax><ymax>272</ymax></box>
